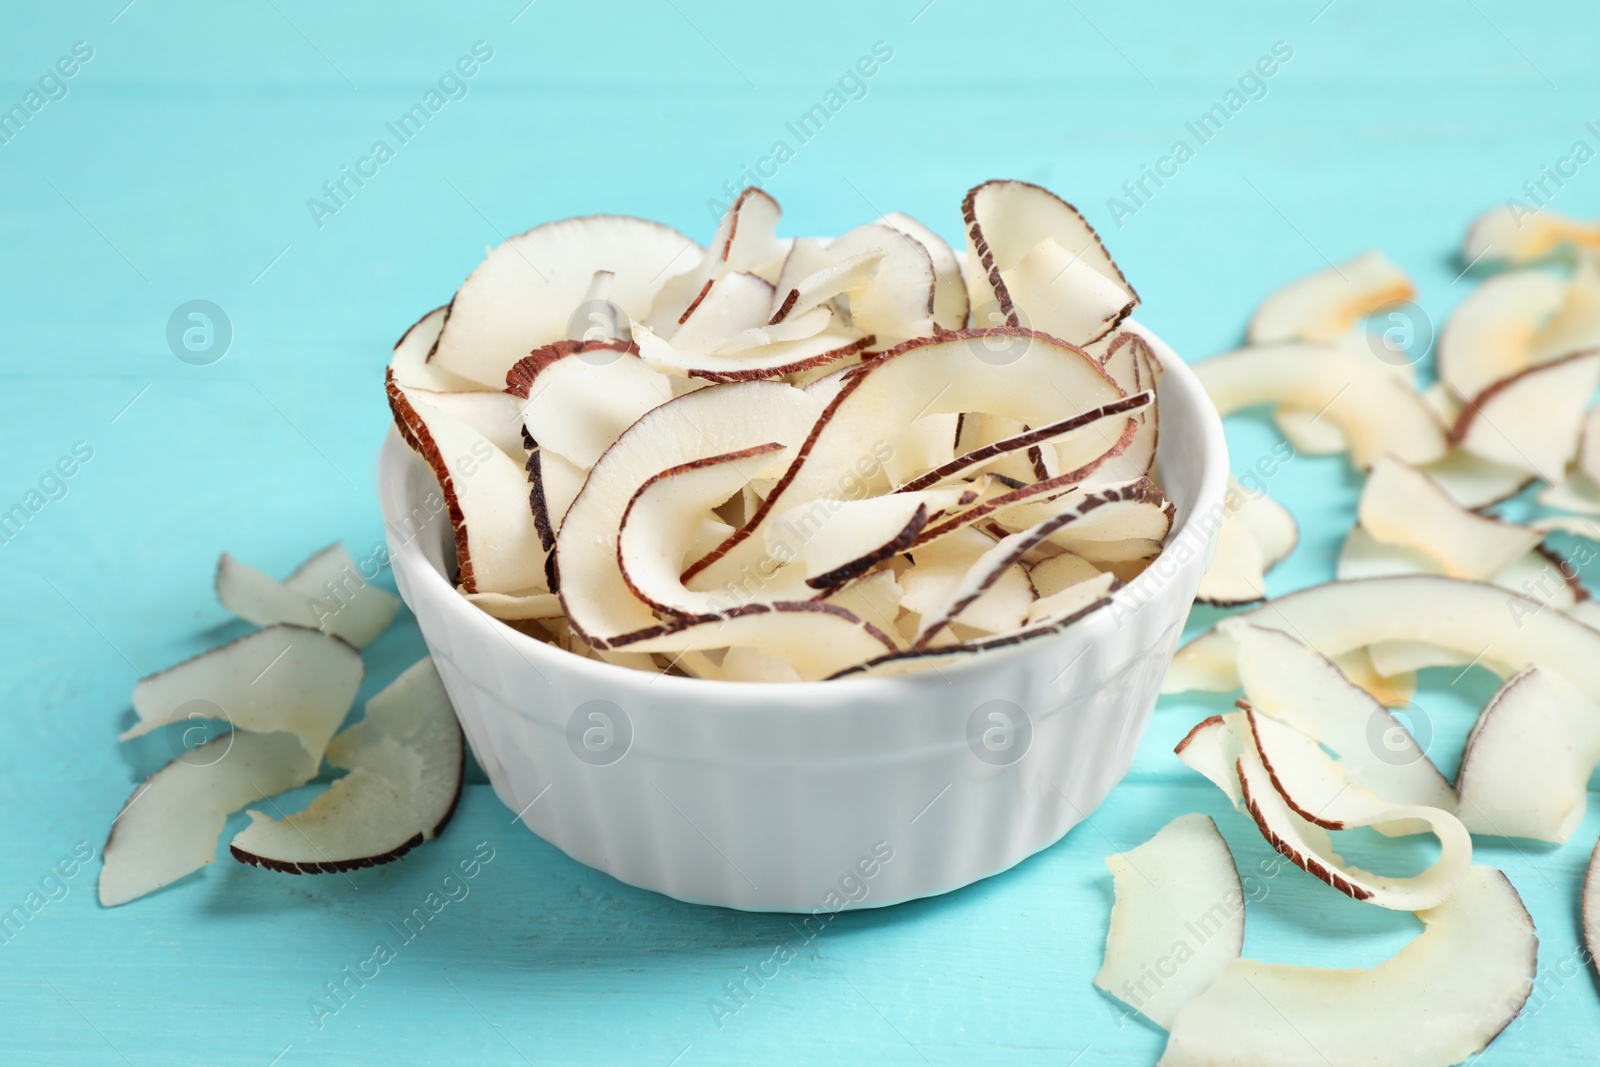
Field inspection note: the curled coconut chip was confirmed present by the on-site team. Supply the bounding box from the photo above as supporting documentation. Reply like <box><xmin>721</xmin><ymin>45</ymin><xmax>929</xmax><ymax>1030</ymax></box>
<box><xmin>1177</xmin><ymin>709</ymin><xmax>1471</xmax><ymax>911</ymax></box>
<box><xmin>1247</xmin><ymin>250</ymin><xmax>1414</xmax><ymax>346</ymax></box>
<box><xmin>231</xmin><ymin>657</ymin><xmax>464</xmax><ymax>873</ymax></box>
<box><xmin>1194</xmin><ymin>477</ymin><xmax>1297</xmax><ymax>606</ymax></box>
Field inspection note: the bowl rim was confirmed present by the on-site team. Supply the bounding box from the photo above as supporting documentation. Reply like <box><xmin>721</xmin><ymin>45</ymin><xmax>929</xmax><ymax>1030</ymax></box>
<box><xmin>379</xmin><ymin>318</ymin><xmax>1230</xmax><ymax>701</ymax></box>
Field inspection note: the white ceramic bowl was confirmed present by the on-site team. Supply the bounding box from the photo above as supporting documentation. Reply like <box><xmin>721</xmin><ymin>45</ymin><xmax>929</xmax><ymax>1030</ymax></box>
<box><xmin>379</xmin><ymin>320</ymin><xmax>1228</xmax><ymax>912</ymax></box>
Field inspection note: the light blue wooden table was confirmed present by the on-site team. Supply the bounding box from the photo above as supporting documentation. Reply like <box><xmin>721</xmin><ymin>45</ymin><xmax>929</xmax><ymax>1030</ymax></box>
<box><xmin>4</xmin><ymin>1</ymin><xmax>1599</xmax><ymax>1062</ymax></box>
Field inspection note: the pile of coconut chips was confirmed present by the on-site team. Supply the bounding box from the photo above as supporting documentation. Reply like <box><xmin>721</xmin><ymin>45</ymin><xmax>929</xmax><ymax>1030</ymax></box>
<box><xmin>387</xmin><ymin>181</ymin><xmax>1175</xmax><ymax>681</ymax></box>
<box><xmin>99</xmin><ymin>546</ymin><xmax>464</xmax><ymax>906</ymax></box>
<box><xmin>1100</xmin><ymin>206</ymin><xmax>1600</xmax><ymax>1065</ymax></box>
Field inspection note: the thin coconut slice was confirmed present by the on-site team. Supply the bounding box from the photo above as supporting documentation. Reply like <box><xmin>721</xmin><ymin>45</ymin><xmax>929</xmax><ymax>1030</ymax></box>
<box><xmin>1195</xmin><ymin>344</ymin><xmax>1447</xmax><ymax>467</ymax></box>
<box><xmin>1416</xmin><ymin>450</ymin><xmax>1534</xmax><ymax>510</ymax></box>
<box><xmin>1273</xmin><ymin>406</ymin><xmax>1348</xmax><ymax>455</ymax></box>
<box><xmin>648</xmin><ymin>188</ymin><xmax>787</xmax><ymax>328</ymax></box>
<box><xmin>1455</xmin><ymin>666</ymin><xmax>1600</xmax><ymax>843</ymax></box>
<box><xmin>1436</xmin><ymin>269</ymin><xmax>1567</xmax><ymax>401</ymax></box>
<box><xmin>388</xmin><ymin>378</ymin><xmax>548</xmax><ymax>595</ymax></box>
<box><xmin>528</xmin><ymin>447</ymin><xmax>586</xmax><ymax>555</ymax></box>
<box><xmin>962</xmin><ymin>180</ymin><xmax>1138</xmax><ymax>333</ymax></box>
<box><xmin>769</xmin><ymin>242</ymin><xmax>883</xmax><ymax>324</ymax></box>
<box><xmin>876</xmin><ymin>211</ymin><xmax>969</xmax><ymax>331</ymax></box>
<box><xmin>389</xmin><ymin>306</ymin><xmax>482</xmax><ymax>392</ymax></box>
<box><xmin>388</xmin><ymin>381</ymin><xmax>527</xmax><ymax>458</ymax></box>
<box><xmin>555</xmin><ymin>379</ymin><xmax>823</xmax><ymax>645</ymax></box>
<box><xmin>1451</xmin><ymin>349</ymin><xmax>1600</xmax><ymax>481</ymax></box>
<box><xmin>820</xmin><ymin>568</ymin><xmax>907</xmax><ymax>647</ymax></box>
<box><xmin>1326</xmin><ymin>647</ymin><xmax>1417</xmax><ymax>709</ymax></box>
<box><xmin>1463</xmin><ymin>204</ymin><xmax>1600</xmax><ymax>267</ymax></box>
<box><xmin>605</xmin><ymin>602</ymin><xmax>896</xmax><ymax>681</ymax></box>
<box><xmin>998</xmin><ymin>235</ymin><xmax>1135</xmax><ymax>346</ymax></box>
<box><xmin>818</xmin><ymin>224</ymin><xmax>937</xmax><ymax>343</ymax></box>
<box><xmin>99</xmin><ymin>731</ymin><xmax>318</xmax><ymax>906</ymax></box>
<box><xmin>507</xmin><ymin>343</ymin><xmax>675</xmax><ymax>469</ymax></box>
<box><xmin>912</xmin><ymin>482</ymin><xmax>1156</xmax><ymax>648</ymax></box>
<box><xmin>215</xmin><ymin>545</ymin><xmax>400</xmax><ymax>648</ymax></box>
<box><xmin>1093</xmin><ymin>814</ymin><xmax>1244</xmax><ymax>1029</ymax></box>
<box><xmin>716</xmin><ymin>304</ymin><xmax>835</xmax><ymax>352</ymax></box>
<box><xmin>1587</xmin><ymin>838</ymin><xmax>1600</xmax><ymax>976</ymax></box>
<box><xmin>683</xmin><ymin>328</ymin><xmax>1126</xmax><ymax>590</ymax></box>
<box><xmin>231</xmin><ymin>658</ymin><xmax>465</xmax><ymax>872</ymax></box>
<box><xmin>1165</xmin><ymin>575</ymin><xmax>1600</xmax><ymax>701</ymax></box>
<box><xmin>1359</xmin><ymin>455</ymin><xmax>1541</xmax><ymax>580</ymax></box>
<box><xmin>883</xmin><ymin>413</ymin><xmax>961</xmax><ymax>490</ymax></box>
<box><xmin>669</xmin><ymin>271</ymin><xmax>775</xmax><ymax>351</ymax></box>
<box><xmin>121</xmin><ymin>624</ymin><xmax>363</xmax><ymax>761</ymax></box>
<box><xmin>1534</xmin><ymin>254</ymin><xmax>1600</xmax><ymax>361</ymax></box>
<box><xmin>634</xmin><ymin>319</ymin><xmax>873</xmax><ymax>382</ymax></box>
<box><xmin>767</xmin><ymin>484</ymin><xmax>978</xmax><ymax>590</ymax></box>
<box><xmin>895</xmin><ymin>392</ymin><xmax>1152</xmax><ymax>494</ymax></box>
<box><xmin>461</xmin><ymin>589</ymin><xmax>564</xmax><ymax>621</ymax></box>
<box><xmin>899</xmin><ymin>527</ymin><xmax>1032</xmax><ymax>637</ymax></box>
<box><xmin>1179</xmin><ymin>710</ymin><xmax>1471</xmax><ymax>911</ymax></box>
<box><xmin>430</xmin><ymin>215</ymin><xmax>700</xmax><ymax>388</ymax></box>
<box><xmin>1195</xmin><ymin>479</ymin><xmax>1298</xmax><ymax>606</ymax></box>
<box><xmin>1247</xmin><ymin>251</ymin><xmax>1414</xmax><ymax>344</ymax></box>
<box><xmin>616</xmin><ymin>443</ymin><xmax>810</xmax><ymax>615</ymax></box>
<box><xmin>1159</xmin><ymin>864</ymin><xmax>1536</xmax><ymax>1067</ymax></box>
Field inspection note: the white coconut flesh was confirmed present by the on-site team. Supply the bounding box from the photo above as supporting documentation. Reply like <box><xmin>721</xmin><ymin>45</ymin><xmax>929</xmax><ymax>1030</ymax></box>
<box><xmin>215</xmin><ymin>544</ymin><xmax>400</xmax><ymax>648</ymax></box>
<box><xmin>1094</xmin><ymin>814</ymin><xmax>1245</xmax><ymax>1029</ymax></box>
<box><xmin>230</xmin><ymin>657</ymin><xmax>465</xmax><ymax>873</ymax></box>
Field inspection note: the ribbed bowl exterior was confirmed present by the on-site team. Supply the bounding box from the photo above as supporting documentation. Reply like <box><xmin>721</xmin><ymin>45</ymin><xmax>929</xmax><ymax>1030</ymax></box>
<box><xmin>380</xmin><ymin>322</ymin><xmax>1228</xmax><ymax>912</ymax></box>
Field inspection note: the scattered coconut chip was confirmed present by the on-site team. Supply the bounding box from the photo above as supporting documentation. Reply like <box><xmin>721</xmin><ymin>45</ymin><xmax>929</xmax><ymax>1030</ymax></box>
<box><xmin>1195</xmin><ymin>343</ymin><xmax>1447</xmax><ymax>467</ymax></box>
<box><xmin>122</xmin><ymin>624</ymin><xmax>362</xmax><ymax>761</ymax></box>
<box><xmin>1450</xmin><ymin>349</ymin><xmax>1600</xmax><ymax>482</ymax></box>
<box><xmin>1195</xmin><ymin>478</ymin><xmax>1298</xmax><ymax>606</ymax></box>
<box><xmin>430</xmin><ymin>215</ymin><xmax>700</xmax><ymax>387</ymax></box>
<box><xmin>230</xmin><ymin>657</ymin><xmax>465</xmax><ymax>873</ymax></box>
<box><xmin>1326</xmin><ymin>647</ymin><xmax>1417</xmax><ymax>709</ymax></box>
<box><xmin>1165</xmin><ymin>575</ymin><xmax>1600</xmax><ymax>700</ymax></box>
<box><xmin>1586</xmin><ymin>838</ymin><xmax>1600</xmax><ymax>977</ymax></box>
<box><xmin>388</xmin><ymin>378</ymin><xmax>549</xmax><ymax>595</ymax></box>
<box><xmin>1224</xmin><ymin>621</ymin><xmax>1455</xmax><ymax>819</ymax></box>
<box><xmin>1534</xmin><ymin>254</ymin><xmax>1600</xmax><ymax>362</ymax></box>
<box><xmin>1416</xmin><ymin>450</ymin><xmax>1534</xmax><ymax>510</ymax></box>
<box><xmin>1358</xmin><ymin>455</ymin><xmax>1541</xmax><ymax>580</ymax></box>
<box><xmin>1093</xmin><ymin>814</ymin><xmax>1244</xmax><ymax>1029</ymax></box>
<box><xmin>99</xmin><ymin>731</ymin><xmax>318</xmax><ymax>906</ymax></box>
<box><xmin>1178</xmin><ymin>710</ymin><xmax>1471</xmax><ymax>911</ymax></box>
<box><xmin>1159</xmin><ymin>865</ymin><xmax>1536</xmax><ymax>1067</ymax></box>
<box><xmin>1455</xmin><ymin>666</ymin><xmax>1600</xmax><ymax>844</ymax></box>
<box><xmin>1463</xmin><ymin>204</ymin><xmax>1600</xmax><ymax>267</ymax></box>
<box><xmin>1247</xmin><ymin>250</ymin><xmax>1414</xmax><ymax>345</ymax></box>
<box><xmin>1272</xmin><ymin>406</ymin><xmax>1348</xmax><ymax>455</ymax></box>
<box><xmin>1436</xmin><ymin>269</ymin><xmax>1567</xmax><ymax>401</ymax></box>
<box><xmin>216</xmin><ymin>544</ymin><xmax>400</xmax><ymax>647</ymax></box>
